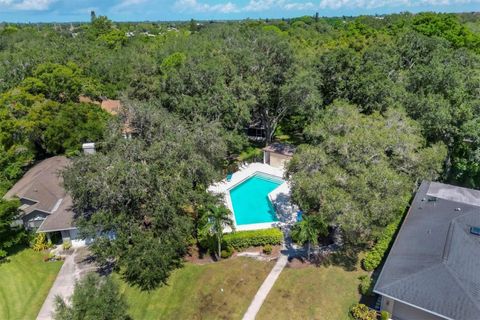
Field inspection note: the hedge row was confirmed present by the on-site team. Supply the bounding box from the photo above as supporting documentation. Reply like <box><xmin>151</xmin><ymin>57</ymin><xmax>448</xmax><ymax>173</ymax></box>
<box><xmin>223</xmin><ymin>228</ymin><xmax>283</xmax><ymax>249</ymax></box>
<box><xmin>362</xmin><ymin>218</ymin><xmax>401</xmax><ymax>271</ymax></box>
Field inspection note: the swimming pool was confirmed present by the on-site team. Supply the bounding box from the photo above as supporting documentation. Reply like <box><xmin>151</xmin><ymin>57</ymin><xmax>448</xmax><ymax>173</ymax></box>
<box><xmin>229</xmin><ymin>173</ymin><xmax>283</xmax><ymax>225</ymax></box>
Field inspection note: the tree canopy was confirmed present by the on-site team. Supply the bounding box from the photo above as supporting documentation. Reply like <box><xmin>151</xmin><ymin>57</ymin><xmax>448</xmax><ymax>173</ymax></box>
<box><xmin>0</xmin><ymin>62</ymin><xmax>109</xmax><ymax>194</ymax></box>
<box><xmin>62</xmin><ymin>101</ymin><xmax>227</xmax><ymax>290</ymax></box>
<box><xmin>287</xmin><ymin>102</ymin><xmax>446</xmax><ymax>244</ymax></box>
<box><xmin>0</xmin><ymin>199</ymin><xmax>24</xmax><ymax>260</ymax></box>
<box><xmin>54</xmin><ymin>273</ymin><xmax>130</xmax><ymax>320</ymax></box>
<box><xmin>1</xmin><ymin>11</ymin><xmax>479</xmax><ymax>287</ymax></box>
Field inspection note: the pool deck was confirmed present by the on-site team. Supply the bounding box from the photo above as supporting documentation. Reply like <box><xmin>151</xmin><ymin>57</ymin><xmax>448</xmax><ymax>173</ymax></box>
<box><xmin>208</xmin><ymin>162</ymin><xmax>297</xmax><ymax>232</ymax></box>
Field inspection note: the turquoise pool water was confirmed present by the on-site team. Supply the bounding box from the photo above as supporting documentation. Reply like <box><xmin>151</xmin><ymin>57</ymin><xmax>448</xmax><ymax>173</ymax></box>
<box><xmin>229</xmin><ymin>173</ymin><xmax>283</xmax><ymax>225</ymax></box>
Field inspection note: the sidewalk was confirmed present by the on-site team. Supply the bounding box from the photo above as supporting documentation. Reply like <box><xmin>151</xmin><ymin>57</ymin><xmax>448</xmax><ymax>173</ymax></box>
<box><xmin>36</xmin><ymin>252</ymin><xmax>77</xmax><ymax>320</ymax></box>
<box><xmin>242</xmin><ymin>254</ymin><xmax>289</xmax><ymax>320</ymax></box>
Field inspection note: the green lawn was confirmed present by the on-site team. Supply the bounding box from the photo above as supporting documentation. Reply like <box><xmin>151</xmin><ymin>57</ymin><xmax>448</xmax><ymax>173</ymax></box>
<box><xmin>115</xmin><ymin>257</ymin><xmax>274</xmax><ymax>320</ymax></box>
<box><xmin>257</xmin><ymin>263</ymin><xmax>368</xmax><ymax>320</ymax></box>
<box><xmin>0</xmin><ymin>247</ymin><xmax>63</xmax><ymax>320</ymax></box>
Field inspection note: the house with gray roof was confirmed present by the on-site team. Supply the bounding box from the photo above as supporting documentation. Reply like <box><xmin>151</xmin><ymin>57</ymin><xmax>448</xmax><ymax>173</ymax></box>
<box><xmin>4</xmin><ymin>156</ymin><xmax>84</xmax><ymax>246</ymax></box>
<box><xmin>374</xmin><ymin>181</ymin><xmax>480</xmax><ymax>320</ymax></box>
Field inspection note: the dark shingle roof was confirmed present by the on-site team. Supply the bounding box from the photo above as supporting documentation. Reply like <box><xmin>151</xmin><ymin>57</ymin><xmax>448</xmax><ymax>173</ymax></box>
<box><xmin>374</xmin><ymin>181</ymin><xmax>480</xmax><ymax>320</ymax></box>
<box><xmin>37</xmin><ymin>196</ymin><xmax>75</xmax><ymax>232</ymax></box>
<box><xmin>4</xmin><ymin>156</ymin><xmax>75</xmax><ymax>232</ymax></box>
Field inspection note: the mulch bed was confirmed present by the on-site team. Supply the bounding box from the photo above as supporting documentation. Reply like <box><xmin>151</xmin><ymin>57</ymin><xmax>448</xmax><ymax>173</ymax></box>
<box><xmin>185</xmin><ymin>244</ymin><xmax>283</xmax><ymax>264</ymax></box>
<box><xmin>233</xmin><ymin>245</ymin><xmax>282</xmax><ymax>258</ymax></box>
<box><xmin>286</xmin><ymin>256</ymin><xmax>315</xmax><ymax>269</ymax></box>
<box><xmin>286</xmin><ymin>252</ymin><xmax>333</xmax><ymax>268</ymax></box>
<box><xmin>184</xmin><ymin>245</ymin><xmax>215</xmax><ymax>265</ymax></box>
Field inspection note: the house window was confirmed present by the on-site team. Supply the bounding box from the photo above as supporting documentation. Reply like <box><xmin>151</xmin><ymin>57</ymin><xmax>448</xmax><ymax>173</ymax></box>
<box><xmin>28</xmin><ymin>219</ymin><xmax>44</xmax><ymax>229</ymax></box>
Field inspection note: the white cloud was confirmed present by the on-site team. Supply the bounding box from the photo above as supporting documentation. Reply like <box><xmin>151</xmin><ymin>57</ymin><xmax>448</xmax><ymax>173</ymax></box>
<box><xmin>207</xmin><ymin>1</ymin><xmax>238</xmax><ymax>13</ymax></box>
<box><xmin>113</xmin><ymin>0</ymin><xmax>148</xmax><ymax>10</ymax></box>
<box><xmin>318</xmin><ymin>0</ymin><xmax>480</xmax><ymax>9</ymax></box>
<box><xmin>319</xmin><ymin>0</ymin><xmax>408</xmax><ymax>10</ymax></box>
<box><xmin>174</xmin><ymin>0</ymin><xmax>238</xmax><ymax>13</ymax></box>
<box><xmin>0</xmin><ymin>0</ymin><xmax>56</xmax><ymax>10</ymax></box>
<box><xmin>174</xmin><ymin>0</ymin><xmax>318</xmax><ymax>13</ymax></box>
<box><xmin>283</xmin><ymin>2</ymin><xmax>316</xmax><ymax>10</ymax></box>
<box><xmin>243</xmin><ymin>0</ymin><xmax>276</xmax><ymax>12</ymax></box>
<box><xmin>243</xmin><ymin>0</ymin><xmax>316</xmax><ymax>12</ymax></box>
<box><xmin>173</xmin><ymin>0</ymin><xmax>480</xmax><ymax>14</ymax></box>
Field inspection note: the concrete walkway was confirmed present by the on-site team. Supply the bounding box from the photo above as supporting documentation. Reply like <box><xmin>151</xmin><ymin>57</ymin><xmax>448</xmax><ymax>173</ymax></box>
<box><xmin>242</xmin><ymin>254</ymin><xmax>289</xmax><ymax>320</ymax></box>
<box><xmin>37</xmin><ymin>252</ymin><xmax>77</xmax><ymax>320</ymax></box>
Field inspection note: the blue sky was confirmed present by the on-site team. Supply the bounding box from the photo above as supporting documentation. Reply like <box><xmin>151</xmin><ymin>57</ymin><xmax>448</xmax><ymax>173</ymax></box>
<box><xmin>0</xmin><ymin>0</ymin><xmax>479</xmax><ymax>22</ymax></box>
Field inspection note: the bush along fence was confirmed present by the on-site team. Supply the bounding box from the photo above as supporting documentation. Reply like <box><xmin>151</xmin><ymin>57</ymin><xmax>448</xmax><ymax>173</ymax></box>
<box><xmin>362</xmin><ymin>217</ymin><xmax>402</xmax><ymax>271</ymax></box>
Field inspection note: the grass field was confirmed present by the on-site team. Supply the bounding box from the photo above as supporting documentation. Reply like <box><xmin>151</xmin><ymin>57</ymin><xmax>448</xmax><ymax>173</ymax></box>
<box><xmin>257</xmin><ymin>262</ymin><xmax>368</xmax><ymax>320</ymax></box>
<box><xmin>0</xmin><ymin>247</ymin><xmax>63</xmax><ymax>320</ymax></box>
<box><xmin>116</xmin><ymin>257</ymin><xmax>274</xmax><ymax>320</ymax></box>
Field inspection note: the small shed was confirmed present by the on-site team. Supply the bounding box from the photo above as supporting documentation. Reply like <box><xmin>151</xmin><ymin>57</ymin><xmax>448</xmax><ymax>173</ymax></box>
<box><xmin>262</xmin><ymin>143</ymin><xmax>295</xmax><ymax>168</ymax></box>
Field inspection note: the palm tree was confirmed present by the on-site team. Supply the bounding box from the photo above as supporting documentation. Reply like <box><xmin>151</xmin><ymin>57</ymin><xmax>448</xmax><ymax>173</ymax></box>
<box><xmin>199</xmin><ymin>204</ymin><xmax>235</xmax><ymax>260</ymax></box>
<box><xmin>291</xmin><ymin>214</ymin><xmax>327</xmax><ymax>259</ymax></box>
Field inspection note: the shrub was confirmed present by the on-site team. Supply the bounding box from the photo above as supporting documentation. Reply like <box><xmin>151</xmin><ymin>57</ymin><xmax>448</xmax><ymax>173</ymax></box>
<box><xmin>44</xmin><ymin>252</ymin><xmax>56</xmax><ymax>262</ymax></box>
<box><xmin>32</xmin><ymin>232</ymin><xmax>50</xmax><ymax>252</ymax></box>
<box><xmin>263</xmin><ymin>244</ymin><xmax>273</xmax><ymax>255</ymax></box>
<box><xmin>380</xmin><ymin>311</ymin><xmax>390</xmax><ymax>320</ymax></box>
<box><xmin>363</xmin><ymin>218</ymin><xmax>401</xmax><ymax>271</ymax></box>
<box><xmin>220</xmin><ymin>246</ymin><xmax>234</xmax><ymax>259</ymax></box>
<box><xmin>358</xmin><ymin>275</ymin><xmax>374</xmax><ymax>296</ymax></box>
<box><xmin>349</xmin><ymin>303</ymin><xmax>377</xmax><ymax>320</ymax></box>
<box><xmin>54</xmin><ymin>273</ymin><xmax>130</xmax><ymax>320</ymax></box>
<box><xmin>223</xmin><ymin>228</ymin><xmax>283</xmax><ymax>250</ymax></box>
<box><xmin>237</xmin><ymin>147</ymin><xmax>262</xmax><ymax>162</ymax></box>
<box><xmin>62</xmin><ymin>240</ymin><xmax>72</xmax><ymax>251</ymax></box>
<box><xmin>0</xmin><ymin>198</ymin><xmax>26</xmax><ymax>260</ymax></box>
<box><xmin>198</xmin><ymin>235</ymin><xmax>221</xmax><ymax>254</ymax></box>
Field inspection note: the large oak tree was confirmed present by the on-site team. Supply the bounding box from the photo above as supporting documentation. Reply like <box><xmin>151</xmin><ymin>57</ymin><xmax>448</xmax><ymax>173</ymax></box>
<box><xmin>63</xmin><ymin>101</ymin><xmax>227</xmax><ymax>290</ymax></box>
<box><xmin>287</xmin><ymin>101</ymin><xmax>447</xmax><ymax>245</ymax></box>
